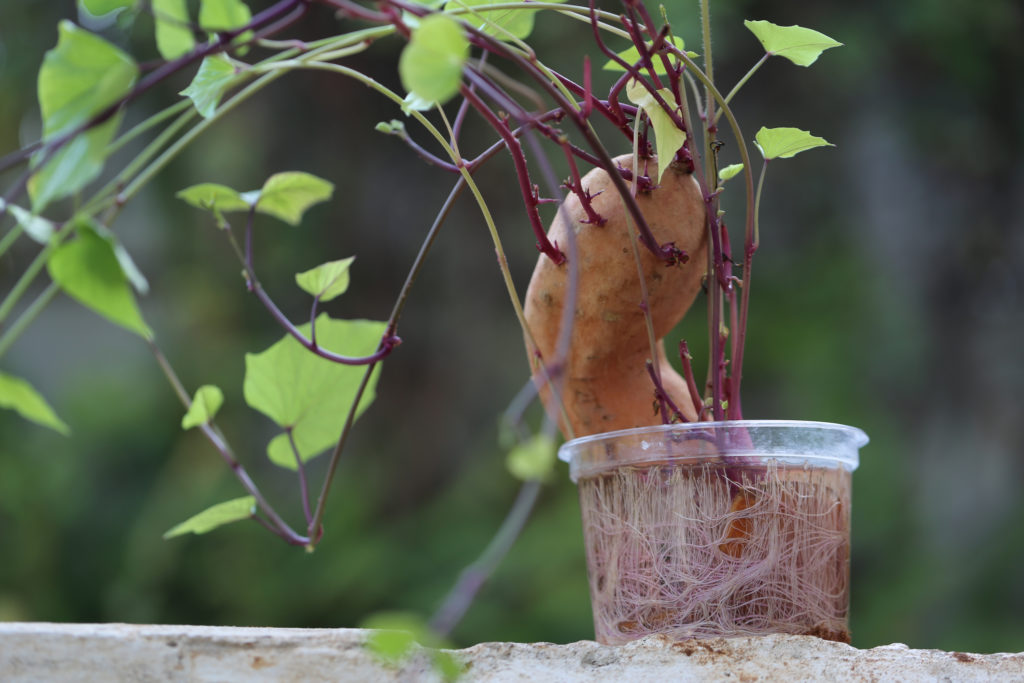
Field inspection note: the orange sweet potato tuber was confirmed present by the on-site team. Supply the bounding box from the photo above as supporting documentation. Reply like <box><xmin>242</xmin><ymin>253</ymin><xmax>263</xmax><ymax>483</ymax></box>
<box><xmin>524</xmin><ymin>154</ymin><xmax>707</xmax><ymax>437</ymax></box>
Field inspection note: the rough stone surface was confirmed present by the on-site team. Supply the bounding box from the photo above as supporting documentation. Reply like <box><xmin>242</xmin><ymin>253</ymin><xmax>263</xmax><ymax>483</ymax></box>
<box><xmin>1</xmin><ymin>623</ymin><xmax>1022</xmax><ymax>682</ymax></box>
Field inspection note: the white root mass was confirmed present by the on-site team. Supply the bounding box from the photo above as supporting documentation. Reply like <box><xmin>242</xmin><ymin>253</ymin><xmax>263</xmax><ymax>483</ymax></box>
<box><xmin>578</xmin><ymin>462</ymin><xmax>851</xmax><ymax>644</ymax></box>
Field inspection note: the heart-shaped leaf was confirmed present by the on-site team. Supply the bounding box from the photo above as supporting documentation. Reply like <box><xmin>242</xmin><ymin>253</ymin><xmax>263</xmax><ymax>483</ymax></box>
<box><xmin>244</xmin><ymin>315</ymin><xmax>386</xmax><ymax>468</ymax></box>
<box><xmin>744</xmin><ymin>20</ymin><xmax>841</xmax><ymax>67</ymax></box>
<box><xmin>626</xmin><ymin>80</ymin><xmax>687</xmax><ymax>182</ymax></box>
<box><xmin>154</xmin><ymin>0</ymin><xmax>195</xmax><ymax>60</ymax></box>
<box><xmin>603</xmin><ymin>36</ymin><xmax>695</xmax><ymax>75</ymax></box>
<box><xmin>47</xmin><ymin>220</ymin><xmax>152</xmax><ymax>339</ymax></box>
<box><xmin>30</xmin><ymin>22</ymin><xmax>138</xmax><ymax>210</ymax></box>
<box><xmin>295</xmin><ymin>257</ymin><xmax>355</xmax><ymax>302</ymax></box>
<box><xmin>399</xmin><ymin>14</ymin><xmax>469</xmax><ymax>105</ymax></box>
<box><xmin>181</xmin><ymin>385</ymin><xmax>224</xmax><ymax>429</ymax></box>
<box><xmin>181</xmin><ymin>55</ymin><xmax>240</xmax><ymax>118</ymax></box>
<box><xmin>754</xmin><ymin>126</ymin><xmax>833</xmax><ymax>160</ymax></box>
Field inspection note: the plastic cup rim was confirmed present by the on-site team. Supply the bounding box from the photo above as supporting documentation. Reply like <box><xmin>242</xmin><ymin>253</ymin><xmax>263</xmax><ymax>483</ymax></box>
<box><xmin>557</xmin><ymin>419</ymin><xmax>870</xmax><ymax>464</ymax></box>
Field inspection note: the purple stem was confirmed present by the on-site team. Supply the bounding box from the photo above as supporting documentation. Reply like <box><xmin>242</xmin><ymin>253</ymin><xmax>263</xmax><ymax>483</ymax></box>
<box><xmin>308</xmin><ymin>176</ymin><xmax>469</xmax><ymax>543</ymax></box>
<box><xmin>241</xmin><ymin>207</ymin><xmax>401</xmax><ymax>365</ymax></box>
<box><xmin>678</xmin><ymin>340</ymin><xmax>705</xmax><ymax>418</ymax></box>
<box><xmin>646</xmin><ymin>360</ymin><xmax>685</xmax><ymax>423</ymax></box>
<box><xmin>429</xmin><ymin>481</ymin><xmax>541</xmax><ymax>638</ymax></box>
<box><xmin>460</xmin><ymin>80</ymin><xmax>566</xmax><ymax>264</ymax></box>
<box><xmin>287</xmin><ymin>428</ymin><xmax>313</xmax><ymax>526</ymax></box>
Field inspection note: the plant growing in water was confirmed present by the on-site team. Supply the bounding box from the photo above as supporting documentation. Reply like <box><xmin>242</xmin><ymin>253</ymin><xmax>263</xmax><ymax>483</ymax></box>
<box><xmin>0</xmin><ymin>0</ymin><xmax>856</xmax><ymax>647</ymax></box>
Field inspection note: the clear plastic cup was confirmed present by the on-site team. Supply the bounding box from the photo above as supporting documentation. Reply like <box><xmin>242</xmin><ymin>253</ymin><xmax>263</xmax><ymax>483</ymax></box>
<box><xmin>559</xmin><ymin>420</ymin><xmax>867</xmax><ymax>645</ymax></box>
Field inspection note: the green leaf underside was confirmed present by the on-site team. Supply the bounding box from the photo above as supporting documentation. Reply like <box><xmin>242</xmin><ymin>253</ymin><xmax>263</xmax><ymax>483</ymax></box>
<box><xmin>0</xmin><ymin>199</ymin><xmax>55</xmax><ymax>244</ymax></box>
<box><xmin>754</xmin><ymin>126</ymin><xmax>833</xmax><ymax>160</ymax></box>
<box><xmin>244</xmin><ymin>315</ymin><xmax>386</xmax><ymax>468</ymax></box>
<box><xmin>199</xmin><ymin>0</ymin><xmax>252</xmax><ymax>31</ymax></box>
<box><xmin>176</xmin><ymin>182</ymin><xmax>251</xmax><ymax>213</ymax></box>
<box><xmin>625</xmin><ymin>80</ymin><xmax>686</xmax><ymax>183</ymax></box>
<box><xmin>603</xmin><ymin>36</ymin><xmax>693</xmax><ymax>75</ymax></box>
<box><xmin>399</xmin><ymin>14</ymin><xmax>469</xmax><ymax>105</ymax></box>
<box><xmin>177</xmin><ymin>172</ymin><xmax>333</xmax><ymax>225</ymax></box>
<box><xmin>444</xmin><ymin>0</ymin><xmax>560</xmax><ymax>41</ymax></box>
<box><xmin>163</xmin><ymin>496</ymin><xmax>256</xmax><ymax>538</ymax></box>
<box><xmin>295</xmin><ymin>257</ymin><xmax>354</xmax><ymax>302</ymax></box>
<box><xmin>719</xmin><ymin>163</ymin><xmax>744</xmax><ymax>181</ymax></box>
<box><xmin>255</xmin><ymin>172</ymin><xmax>334</xmax><ymax>226</ymax></box>
<box><xmin>30</xmin><ymin>22</ymin><xmax>139</xmax><ymax>210</ymax></box>
<box><xmin>506</xmin><ymin>434</ymin><xmax>556</xmax><ymax>481</ymax></box>
<box><xmin>180</xmin><ymin>55</ymin><xmax>238</xmax><ymax>118</ymax></box>
<box><xmin>47</xmin><ymin>221</ymin><xmax>152</xmax><ymax>339</ymax></box>
<box><xmin>153</xmin><ymin>0</ymin><xmax>195</xmax><ymax>60</ymax></box>
<box><xmin>80</xmin><ymin>0</ymin><xmax>137</xmax><ymax>15</ymax></box>
<box><xmin>0</xmin><ymin>371</ymin><xmax>70</xmax><ymax>435</ymax></box>
<box><xmin>401</xmin><ymin>92</ymin><xmax>434</xmax><ymax>114</ymax></box>
<box><xmin>182</xmin><ymin>385</ymin><xmax>224</xmax><ymax>429</ymax></box>
<box><xmin>744</xmin><ymin>20</ymin><xmax>842</xmax><ymax>67</ymax></box>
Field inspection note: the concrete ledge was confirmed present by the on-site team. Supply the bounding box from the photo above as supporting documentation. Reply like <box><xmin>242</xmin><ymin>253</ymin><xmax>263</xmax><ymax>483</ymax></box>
<box><xmin>1</xmin><ymin>623</ymin><xmax>1022</xmax><ymax>681</ymax></box>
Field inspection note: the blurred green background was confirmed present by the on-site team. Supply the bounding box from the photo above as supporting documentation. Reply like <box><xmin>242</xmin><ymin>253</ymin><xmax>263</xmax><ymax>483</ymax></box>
<box><xmin>1</xmin><ymin>0</ymin><xmax>1022</xmax><ymax>653</ymax></box>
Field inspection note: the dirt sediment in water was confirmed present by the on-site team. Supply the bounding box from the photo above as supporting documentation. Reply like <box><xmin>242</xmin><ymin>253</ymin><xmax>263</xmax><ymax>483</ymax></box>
<box><xmin>578</xmin><ymin>462</ymin><xmax>851</xmax><ymax>645</ymax></box>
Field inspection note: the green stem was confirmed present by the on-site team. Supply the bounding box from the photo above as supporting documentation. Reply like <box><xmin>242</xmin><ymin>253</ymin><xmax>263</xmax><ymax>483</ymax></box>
<box><xmin>753</xmin><ymin>160</ymin><xmax>768</xmax><ymax>249</ymax></box>
<box><xmin>717</xmin><ymin>53</ymin><xmax>769</xmax><ymax>120</ymax></box>
<box><xmin>105</xmin><ymin>99</ymin><xmax>192</xmax><ymax>158</ymax></box>
<box><xmin>0</xmin><ymin>282</ymin><xmax>58</xmax><ymax>360</ymax></box>
<box><xmin>0</xmin><ymin>224</ymin><xmax>22</xmax><ymax>260</ymax></box>
<box><xmin>700</xmin><ymin>0</ymin><xmax>715</xmax><ymax>126</ymax></box>
<box><xmin>0</xmin><ymin>247</ymin><xmax>51</xmax><ymax>327</ymax></box>
<box><xmin>82</xmin><ymin>107</ymin><xmax>198</xmax><ymax>217</ymax></box>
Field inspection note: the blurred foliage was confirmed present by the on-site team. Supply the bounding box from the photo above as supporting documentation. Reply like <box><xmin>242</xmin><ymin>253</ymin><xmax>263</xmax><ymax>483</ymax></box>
<box><xmin>1</xmin><ymin>0</ymin><xmax>1023</xmax><ymax>654</ymax></box>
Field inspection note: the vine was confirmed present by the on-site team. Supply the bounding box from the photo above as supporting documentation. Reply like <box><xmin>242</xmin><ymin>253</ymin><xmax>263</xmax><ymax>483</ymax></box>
<box><xmin>0</xmin><ymin>0</ymin><xmax>842</xmax><ymax>647</ymax></box>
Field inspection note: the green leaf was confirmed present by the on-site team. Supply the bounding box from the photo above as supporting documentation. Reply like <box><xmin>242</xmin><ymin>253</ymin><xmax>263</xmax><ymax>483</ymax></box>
<box><xmin>362</xmin><ymin>612</ymin><xmax>461</xmax><ymax>680</ymax></box>
<box><xmin>444</xmin><ymin>0</ymin><xmax>559</xmax><ymax>41</ymax></box>
<box><xmin>176</xmin><ymin>182</ymin><xmax>251</xmax><ymax>213</ymax></box>
<box><xmin>30</xmin><ymin>22</ymin><xmax>139</xmax><ymax>211</ymax></box>
<box><xmin>177</xmin><ymin>173</ymin><xmax>333</xmax><ymax>226</ymax></box>
<box><xmin>80</xmin><ymin>0</ymin><xmax>137</xmax><ymax>15</ymax></box>
<box><xmin>198</xmin><ymin>0</ymin><xmax>252</xmax><ymax>31</ymax></box>
<box><xmin>295</xmin><ymin>257</ymin><xmax>355</xmax><ymax>302</ymax></box>
<box><xmin>375</xmin><ymin>119</ymin><xmax>406</xmax><ymax>135</ymax></box>
<box><xmin>0</xmin><ymin>371</ymin><xmax>70</xmax><ymax>435</ymax></box>
<box><xmin>399</xmin><ymin>14</ymin><xmax>469</xmax><ymax>105</ymax></box>
<box><xmin>181</xmin><ymin>385</ymin><xmax>224</xmax><ymax>429</ymax></box>
<box><xmin>744</xmin><ymin>20</ymin><xmax>842</xmax><ymax>67</ymax></box>
<box><xmin>625</xmin><ymin>80</ymin><xmax>686</xmax><ymax>183</ymax></box>
<box><xmin>401</xmin><ymin>92</ymin><xmax>434</xmax><ymax>115</ymax></box>
<box><xmin>754</xmin><ymin>126</ymin><xmax>833</xmax><ymax>160</ymax></box>
<box><xmin>0</xmin><ymin>199</ymin><xmax>55</xmax><ymax>244</ymax></box>
<box><xmin>153</xmin><ymin>0</ymin><xmax>196</xmax><ymax>60</ymax></box>
<box><xmin>506</xmin><ymin>433</ymin><xmax>557</xmax><ymax>482</ymax></box>
<box><xmin>363</xmin><ymin>612</ymin><xmax>427</xmax><ymax>663</ymax></box>
<box><xmin>254</xmin><ymin>172</ymin><xmax>334</xmax><ymax>226</ymax></box>
<box><xmin>180</xmin><ymin>55</ymin><xmax>239</xmax><ymax>119</ymax></box>
<box><xmin>36</xmin><ymin>22</ymin><xmax>138</xmax><ymax>140</ymax></box>
<box><xmin>603</xmin><ymin>36</ymin><xmax>695</xmax><ymax>75</ymax></box>
<box><xmin>47</xmin><ymin>221</ymin><xmax>152</xmax><ymax>339</ymax></box>
<box><xmin>244</xmin><ymin>315</ymin><xmax>386</xmax><ymax>469</ymax></box>
<box><xmin>30</xmin><ymin>118</ymin><xmax>122</xmax><ymax>212</ymax></box>
<box><xmin>163</xmin><ymin>496</ymin><xmax>256</xmax><ymax>538</ymax></box>
<box><xmin>719</xmin><ymin>163</ymin><xmax>744</xmax><ymax>181</ymax></box>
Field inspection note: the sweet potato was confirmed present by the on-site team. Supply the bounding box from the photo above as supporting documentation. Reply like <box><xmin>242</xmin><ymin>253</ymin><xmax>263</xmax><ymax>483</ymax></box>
<box><xmin>524</xmin><ymin>154</ymin><xmax>707</xmax><ymax>437</ymax></box>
